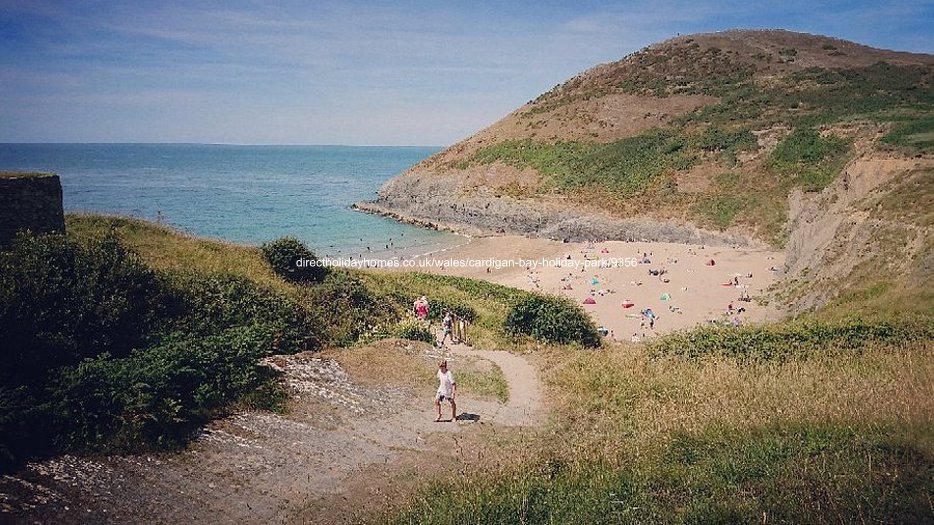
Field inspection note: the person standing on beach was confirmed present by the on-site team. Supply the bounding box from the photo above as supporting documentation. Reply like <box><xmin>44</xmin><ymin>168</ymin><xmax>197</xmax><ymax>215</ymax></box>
<box><xmin>435</xmin><ymin>360</ymin><xmax>456</xmax><ymax>422</ymax></box>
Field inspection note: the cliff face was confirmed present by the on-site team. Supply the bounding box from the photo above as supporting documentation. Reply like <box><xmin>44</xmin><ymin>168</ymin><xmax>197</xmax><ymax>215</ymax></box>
<box><xmin>358</xmin><ymin>171</ymin><xmax>749</xmax><ymax>246</ymax></box>
<box><xmin>0</xmin><ymin>172</ymin><xmax>65</xmax><ymax>246</ymax></box>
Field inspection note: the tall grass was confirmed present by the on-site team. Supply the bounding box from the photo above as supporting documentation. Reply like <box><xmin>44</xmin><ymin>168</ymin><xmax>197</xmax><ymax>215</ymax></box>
<box><xmin>387</xmin><ymin>341</ymin><xmax>934</xmax><ymax>524</ymax></box>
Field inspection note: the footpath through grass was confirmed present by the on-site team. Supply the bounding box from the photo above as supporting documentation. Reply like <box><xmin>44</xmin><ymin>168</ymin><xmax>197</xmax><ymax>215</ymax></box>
<box><xmin>388</xmin><ymin>340</ymin><xmax>934</xmax><ymax>524</ymax></box>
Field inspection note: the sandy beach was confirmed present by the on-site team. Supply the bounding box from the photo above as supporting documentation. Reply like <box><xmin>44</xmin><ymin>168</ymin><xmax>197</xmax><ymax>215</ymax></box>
<box><xmin>408</xmin><ymin>235</ymin><xmax>785</xmax><ymax>340</ymax></box>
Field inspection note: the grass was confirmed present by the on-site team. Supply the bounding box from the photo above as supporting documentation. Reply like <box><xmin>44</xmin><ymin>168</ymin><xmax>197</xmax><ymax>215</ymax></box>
<box><xmin>66</xmin><ymin>213</ymin><xmax>600</xmax><ymax>351</ymax></box>
<box><xmin>66</xmin><ymin>214</ymin><xmax>288</xmax><ymax>292</ymax></box>
<box><xmin>0</xmin><ymin>171</ymin><xmax>56</xmax><ymax>179</ymax></box>
<box><xmin>767</xmin><ymin>127</ymin><xmax>851</xmax><ymax>191</ymax></box>
<box><xmin>648</xmin><ymin>318</ymin><xmax>932</xmax><ymax>361</ymax></box>
<box><xmin>883</xmin><ymin>116</ymin><xmax>934</xmax><ymax>153</ymax></box>
<box><xmin>330</xmin><ymin>340</ymin><xmax>510</xmax><ymax>403</ymax></box>
<box><xmin>387</xmin><ymin>341</ymin><xmax>934</xmax><ymax>524</ymax></box>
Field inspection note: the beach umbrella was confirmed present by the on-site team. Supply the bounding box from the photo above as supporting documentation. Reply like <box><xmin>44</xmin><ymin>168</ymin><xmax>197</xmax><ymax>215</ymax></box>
<box><xmin>706</xmin><ymin>259</ymin><xmax>716</xmax><ymax>266</ymax></box>
<box><xmin>660</xmin><ymin>293</ymin><xmax>671</xmax><ymax>301</ymax></box>
<box><xmin>621</xmin><ymin>300</ymin><xmax>635</xmax><ymax>308</ymax></box>
<box><xmin>583</xmin><ymin>297</ymin><xmax>597</xmax><ymax>305</ymax></box>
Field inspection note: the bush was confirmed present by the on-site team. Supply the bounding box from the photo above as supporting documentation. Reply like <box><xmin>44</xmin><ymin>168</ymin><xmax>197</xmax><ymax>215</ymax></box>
<box><xmin>0</xmin><ymin>325</ymin><xmax>281</xmax><ymax>469</ymax></box>
<box><xmin>0</xmin><ymin>232</ymin><xmax>167</xmax><ymax>388</ymax></box>
<box><xmin>54</xmin><ymin>325</ymin><xmax>279</xmax><ymax>451</ymax></box>
<box><xmin>769</xmin><ymin>127</ymin><xmax>850</xmax><ymax>191</ymax></box>
<box><xmin>304</xmin><ymin>271</ymin><xmax>396</xmax><ymax>346</ymax></box>
<box><xmin>165</xmin><ymin>271</ymin><xmax>322</xmax><ymax>352</ymax></box>
<box><xmin>428</xmin><ymin>298</ymin><xmax>477</xmax><ymax>323</ymax></box>
<box><xmin>261</xmin><ymin>236</ymin><xmax>327</xmax><ymax>284</ymax></box>
<box><xmin>505</xmin><ymin>295</ymin><xmax>600</xmax><ymax>347</ymax></box>
<box><xmin>391</xmin><ymin>319</ymin><xmax>434</xmax><ymax>343</ymax></box>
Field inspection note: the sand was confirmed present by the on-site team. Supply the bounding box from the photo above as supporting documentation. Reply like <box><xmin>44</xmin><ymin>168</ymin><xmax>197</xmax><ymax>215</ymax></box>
<box><xmin>409</xmin><ymin>235</ymin><xmax>785</xmax><ymax>341</ymax></box>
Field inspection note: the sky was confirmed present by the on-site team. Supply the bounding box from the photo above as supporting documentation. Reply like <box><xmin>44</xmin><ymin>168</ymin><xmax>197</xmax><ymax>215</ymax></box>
<box><xmin>1</xmin><ymin>0</ymin><xmax>931</xmax><ymax>146</ymax></box>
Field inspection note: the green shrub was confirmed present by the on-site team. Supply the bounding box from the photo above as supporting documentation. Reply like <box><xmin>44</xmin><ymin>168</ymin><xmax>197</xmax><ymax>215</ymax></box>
<box><xmin>165</xmin><ymin>271</ymin><xmax>322</xmax><ymax>352</ymax></box>
<box><xmin>504</xmin><ymin>294</ymin><xmax>600</xmax><ymax>347</ymax></box>
<box><xmin>0</xmin><ymin>325</ymin><xmax>281</xmax><ymax>469</ymax></box>
<box><xmin>769</xmin><ymin>127</ymin><xmax>850</xmax><ymax>191</ymax></box>
<box><xmin>304</xmin><ymin>270</ymin><xmax>397</xmax><ymax>346</ymax></box>
<box><xmin>0</xmin><ymin>232</ymin><xmax>168</xmax><ymax>388</ymax></box>
<box><xmin>649</xmin><ymin>320</ymin><xmax>930</xmax><ymax>361</ymax></box>
<box><xmin>428</xmin><ymin>298</ymin><xmax>477</xmax><ymax>323</ymax></box>
<box><xmin>882</xmin><ymin>116</ymin><xmax>934</xmax><ymax>152</ymax></box>
<box><xmin>696</xmin><ymin>126</ymin><xmax>757</xmax><ymax>153</ymax></box>
<box><xmin>693</xmin><ymin>194</ymin><xmax>747</xmax><ymax>229</ymax></box>
<box><xmin>51</xmin><ymin>325</ymin><xmax>279</xmax><ymax>451</ymax></box>
<box><xmin>261</xmin><ymin>236</ymin><xmax>327</xmax><ymax>283</ymax></box>
<box><xmin>391</xmin><ymin>319</ymin><xmax>434</xmax><ymax>343</ymax></box>
<box><xmin>465</xmin><ymin>130</ymin><xmax>693</xmax><ymax>197</ymax></box>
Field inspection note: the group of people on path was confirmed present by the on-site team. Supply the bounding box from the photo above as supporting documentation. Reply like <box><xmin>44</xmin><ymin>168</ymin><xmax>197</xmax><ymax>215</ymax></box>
<box><xmin>414</xmin><ymin>296</ymin><xmax>459</xmax><ymax>421</ymax></box>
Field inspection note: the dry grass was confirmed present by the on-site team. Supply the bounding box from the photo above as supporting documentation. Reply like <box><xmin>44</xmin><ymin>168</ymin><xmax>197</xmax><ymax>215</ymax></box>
<box><xmin>544</xmin><ymin>342</ymin><xmax>934</xmax><ymax>454</ymax></box>
<box><xmin>328</xmin><ymin>339</ymin><xmax>510</xmax><ymax>403</ymax></box>
<box><xmin>0</xmin><ymin>171</ymin><xmax>55</xmax><ymax>179</ymax></box>
<box><xmin>66</xmin><ymin>213</ymin><xmax>288</xmax><ymax>292</ymax></box>
<box><xmin>388</xmin><ymin>341</ymin><xmax>934</xmax><ymax>524</ymax></box>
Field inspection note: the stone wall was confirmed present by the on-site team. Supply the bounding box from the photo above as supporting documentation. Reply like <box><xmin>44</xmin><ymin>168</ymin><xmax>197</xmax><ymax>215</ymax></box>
<box><xmin>0</xmin><ymin>173</ymin><xmax>66</xmax><ymax>246</ymax></box>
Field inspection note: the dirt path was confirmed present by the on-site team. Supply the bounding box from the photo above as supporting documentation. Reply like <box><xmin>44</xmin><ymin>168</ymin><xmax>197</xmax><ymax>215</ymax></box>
<box><xmin>444</xmin><ymin>341</ymin><xmax>544</xmax><ymax>426</ymax></box>
<box><xmin>0</xmin><ymin>340</ymin><xmax>546</xmax><ymax>525</ymax></box>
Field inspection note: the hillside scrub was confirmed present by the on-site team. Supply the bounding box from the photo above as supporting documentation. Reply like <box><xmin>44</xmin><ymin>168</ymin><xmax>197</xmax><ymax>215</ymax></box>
<box><xmin>434</xmin><ymin>42</ymin><xmax>931</xmax><ymax>247</ymax></box>
<box><xmin>767</xmin><ymin>127</ymin><xmax>851</xmax><ymax>191</ymax></box>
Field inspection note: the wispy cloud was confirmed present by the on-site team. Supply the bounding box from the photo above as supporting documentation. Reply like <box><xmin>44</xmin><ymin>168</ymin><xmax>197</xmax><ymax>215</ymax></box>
<box><xmin>1</xmin><ymin>0</ymin><xmax>930</xmax><ymax>144</ymax></box>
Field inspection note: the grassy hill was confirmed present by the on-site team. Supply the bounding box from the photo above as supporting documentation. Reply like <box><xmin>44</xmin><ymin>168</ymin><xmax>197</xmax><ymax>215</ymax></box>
<box><xmin>367</xmin><ymin>29</ymin><xmax>933</xmax><ymax>314</ymax></box>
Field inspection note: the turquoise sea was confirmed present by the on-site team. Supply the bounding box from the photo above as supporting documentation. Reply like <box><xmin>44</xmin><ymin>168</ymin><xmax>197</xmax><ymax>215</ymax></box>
<box><xmin>0</xmin><ymin>143</ymin><xmax>460</xmax><ymax>258</ymax></box>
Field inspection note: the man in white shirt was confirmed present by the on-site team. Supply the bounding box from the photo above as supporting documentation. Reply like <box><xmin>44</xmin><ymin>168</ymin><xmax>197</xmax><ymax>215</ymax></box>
<box><xmin>435</xmin><ymin>360</ymin><xmax>456</xmax><ymax>422</ymax></box>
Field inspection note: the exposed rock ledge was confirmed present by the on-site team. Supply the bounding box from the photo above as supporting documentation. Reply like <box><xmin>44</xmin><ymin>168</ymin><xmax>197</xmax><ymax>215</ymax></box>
<box><xmin>354</xmin><ymin>175</ymin><xmax>753</xmax><ymax>247</ymax></box>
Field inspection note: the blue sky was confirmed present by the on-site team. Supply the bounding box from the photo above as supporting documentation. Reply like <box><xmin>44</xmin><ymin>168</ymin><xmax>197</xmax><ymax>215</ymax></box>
<box><xmin>1</xmin><ymin>1</ymin><xmax>931</xmax><ymax>145</ymax></box>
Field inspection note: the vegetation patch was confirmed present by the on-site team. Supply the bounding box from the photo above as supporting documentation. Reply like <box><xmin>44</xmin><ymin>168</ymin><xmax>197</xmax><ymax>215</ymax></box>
<box><xmin>768</xmin><ymin>127</ymin><xmax>851</xmax><ymax>191</ymax></box>
<box><xmin>261</xmin><ymin>236</ymin><xmax>327</xmax><ymax>284</ymax></box>
<box><xmin>692</xmin><ymin>194</ymin><xmax>747</xmax><ymax>229</ymax></box>
<box><xmin>504</xmin><ymin>295</ymin><xmax>600</xmax><ymax>347</ymax></box>
<box><xmin>882</xmin><ymin>116</ymin><xmax>934</xmax><ymax>153</ymax></box>
<box><xmin>391</xmin><ymin>423</ymin><xmax>932</xmax><ymax>525</ymax></box>
<box><xmin>649</xmin><ymin>319</ymin><xmax>931</xmax><ymax>361</ymax></box>
<box><xmin>464</xmin><ymin>130</ymin><xmax>692</xmax><ymax>197</ymax></box>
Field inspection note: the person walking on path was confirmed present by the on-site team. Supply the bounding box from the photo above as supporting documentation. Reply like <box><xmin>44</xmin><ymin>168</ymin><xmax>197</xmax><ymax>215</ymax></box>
<box><xmin>435</xmin><ymin>360</ymin><xmax>457</xmax><ymax>422</ymax></box>
<box><xmin>438</xmin><ymin>311</ymin><xmax>453</xmax><ymax>347</ymax></box>
<box><xmin>414</xmin><ymin>296</ymin><xmax>429</xmax><ymax>320</ymax></box>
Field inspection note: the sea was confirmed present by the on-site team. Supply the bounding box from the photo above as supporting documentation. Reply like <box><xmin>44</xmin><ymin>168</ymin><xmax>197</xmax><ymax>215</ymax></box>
<box><xmin>0</xmin><ymin>143</ymin><xmax>462</xmax><ymax>259</ymax></box>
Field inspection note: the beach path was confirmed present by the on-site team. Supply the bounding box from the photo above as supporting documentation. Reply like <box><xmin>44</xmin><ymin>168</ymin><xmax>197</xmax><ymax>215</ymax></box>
<box><xmin>444</xmin><ymin>340</ymin><xmax>544</xmax><ymax>426</ymax></box>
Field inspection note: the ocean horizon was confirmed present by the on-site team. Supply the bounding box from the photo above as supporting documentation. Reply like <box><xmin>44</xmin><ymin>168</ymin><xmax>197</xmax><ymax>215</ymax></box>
<box><xmin>0</xmin><ymin>143</ymin><xmax>461</xmax><ymax>258</ymax></box>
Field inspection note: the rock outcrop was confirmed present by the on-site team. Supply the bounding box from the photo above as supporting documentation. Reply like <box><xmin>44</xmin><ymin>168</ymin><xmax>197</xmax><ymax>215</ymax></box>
<box><xmin>0</xmin><ymin>172</ymin><xmax>65</xmax><ymax>246</ymax></box>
